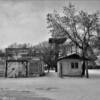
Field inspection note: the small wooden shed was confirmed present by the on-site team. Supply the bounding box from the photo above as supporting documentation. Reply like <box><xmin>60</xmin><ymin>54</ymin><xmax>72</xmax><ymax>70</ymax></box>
<box><xmin>57</xmin><ymin>53</ymin><xmax>88</xmax><ymax>77</ymax></box>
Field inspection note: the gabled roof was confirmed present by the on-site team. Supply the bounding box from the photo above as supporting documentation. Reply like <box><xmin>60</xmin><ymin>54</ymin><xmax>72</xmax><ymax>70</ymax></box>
<box><xmin>58</xmin><ymin>53</ymin><xmax>89</xmax><ymax>61</ymax></box>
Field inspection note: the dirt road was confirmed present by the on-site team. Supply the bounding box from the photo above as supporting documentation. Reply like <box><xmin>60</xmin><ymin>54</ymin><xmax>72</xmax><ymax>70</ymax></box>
<box><xmin>0</xmin><ymin>70</ymin><xmax>100</xmax><ymax>100</ymax></box>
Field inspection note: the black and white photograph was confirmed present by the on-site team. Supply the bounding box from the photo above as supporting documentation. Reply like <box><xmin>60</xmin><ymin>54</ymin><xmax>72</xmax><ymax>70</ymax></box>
<box><xmin>0</xmin><ymin>0</ymin><xmax>100</xmax><ymax>100</ymax></box>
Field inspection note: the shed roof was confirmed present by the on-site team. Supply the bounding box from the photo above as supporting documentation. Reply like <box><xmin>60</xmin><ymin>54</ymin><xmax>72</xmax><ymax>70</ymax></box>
<box><xmin>58</xmin><ymin>53</ymin><xmax>90</xmax><ymax>61</ymax></box>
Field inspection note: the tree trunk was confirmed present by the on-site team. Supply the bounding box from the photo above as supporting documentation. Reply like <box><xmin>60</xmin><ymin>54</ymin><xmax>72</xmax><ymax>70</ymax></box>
<box><xmin>81</xmin><ymin>47</ymin><xmax>89</xmax><ymax>78</ymax></box>
<box><xmin>47</xmin><ymin>65</ymin><xmax>50</xmax><ymax>73</ymax></box>
<box><xmin>81</xmin><ymin>60</ymin><xmax>85</xmax><ymax>77</ymax></box>
<box><xmin>81</xmin><ymin>47</ymin><xmax>86</xmax><ymax>77</ymax></box>
<box><xmin>55</xmin><ymin>65</ymin><xmax>57</xmax><ymax>72</ymax></box>
<box><xmin>86</xmin><ymin>61</ymin><xmax>89</xmax><ymax>78</ymax></box>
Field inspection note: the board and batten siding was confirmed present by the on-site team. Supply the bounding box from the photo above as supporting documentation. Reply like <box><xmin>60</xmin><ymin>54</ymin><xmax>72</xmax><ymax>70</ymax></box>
<box><xmin>57</xmin><ymin>59</ymin><xmax>82</xmax><ymax>76</ymax></box>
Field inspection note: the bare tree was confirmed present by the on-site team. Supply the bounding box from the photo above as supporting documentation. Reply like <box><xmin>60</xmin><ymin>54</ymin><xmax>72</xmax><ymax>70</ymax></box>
<box><xmin>47</xmin><ymin>3</ymin><xmax>100</xmax><ymax>78</ymax></box>
<box><xmin>33</xmin><ymin>41</ymin><xmax>56</xmax><ymax>72</ymax></box>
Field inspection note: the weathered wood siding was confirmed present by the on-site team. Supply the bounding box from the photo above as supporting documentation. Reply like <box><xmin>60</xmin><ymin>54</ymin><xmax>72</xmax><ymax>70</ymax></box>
<box><xmin>7</xmin><ymin>62</ymin><xmax>26</xmax><ymax>78</ymax></box>
<box><xmin>0</xmin><ymin>61</ymin><xmax>5</xmax><ymax>77</ymax></box>
<box><xmin>58</xmin><ymin>59</ymin><xmax>82</xmax><ymax>76</ymax></box>
<box><xmin>29</xmin><ymin>60</ymin><xmax>44</xmax><ymax>77</ymax></box>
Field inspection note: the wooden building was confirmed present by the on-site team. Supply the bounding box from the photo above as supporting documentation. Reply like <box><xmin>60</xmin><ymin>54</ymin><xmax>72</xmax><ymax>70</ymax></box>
<box><xmin>5</xmin><ymin>48</ymin><xmax>44</xmax><ymax>78</ymax></box>
<box><xmin>57</xmin><ymin>53</ymin><xmax>88</xmax><ymax>77</ymax></box>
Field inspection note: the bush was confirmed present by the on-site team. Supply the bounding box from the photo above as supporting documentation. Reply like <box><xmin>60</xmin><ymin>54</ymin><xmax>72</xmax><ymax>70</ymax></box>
<box><xmin>88</xmin><ymin>65</ymin><xmax>100</xmax><ymax>69</ymax></box>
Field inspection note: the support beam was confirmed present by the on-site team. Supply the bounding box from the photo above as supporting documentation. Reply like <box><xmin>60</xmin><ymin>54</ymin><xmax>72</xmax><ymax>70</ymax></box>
<box><xmin>5</xmin><ymin>61</ymin><xmax>8</xmax><ymax>78</ymax></box>
<box><xmin>59</xmin><ymin>63</ymin><xmax>63</xmax><ymax>78</ymax></box>
<box><xmin>26</xmin><ymin>61</ymin><xmax>28</xmax><ymax>77</ymax></box>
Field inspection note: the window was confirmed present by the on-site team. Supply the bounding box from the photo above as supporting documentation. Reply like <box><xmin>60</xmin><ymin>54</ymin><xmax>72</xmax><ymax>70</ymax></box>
<box><xmin>75</xmin><ymin>63</ymin><xmax>78</xmax><ymax>68</ymax></box>
<box><xmin>71</xmin><ymin>63</ymin><xmax>74</xmax><ymax>69</ymax></box>
<box><xmin>71</xmin><ymin>62</ymin><xmax>78</xmax><ymax>69</ymax></box>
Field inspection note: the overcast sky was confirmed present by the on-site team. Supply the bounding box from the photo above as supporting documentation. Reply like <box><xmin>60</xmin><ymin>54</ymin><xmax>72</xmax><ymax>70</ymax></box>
<box><xmin>0</xmin><ymin>0</ymin><xmax>100</xmax><ymax>48</ymax></box>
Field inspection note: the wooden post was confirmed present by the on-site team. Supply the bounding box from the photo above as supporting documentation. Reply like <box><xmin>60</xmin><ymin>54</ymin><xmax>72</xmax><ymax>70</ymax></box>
<box><xmin>60</xmin><ymin>63</ymin><xmax>63</xmax><ymax>78</ymax></box>
<box><xmin>25</xmin><ymin>62</ymin><xmax>27</xmax><ymax>77</ymax></box>
<box><xmin>5</xmin><ymin>61</ymin><xmax>7</xmax><ymax>78</ymax></box>
<box><xmin>26</xmin><ymin>61</ymin><xmax>28</xmax><ymax>77</ymax></box>
<box><xmin>60</xmin><ymin>65</ymin><xmax>63</xmax><ymax>78</ymax></box>
<box><xmin>76</xmin><ymin>45</ymin><xmax>77</xmax><ymax>54</ymax></box>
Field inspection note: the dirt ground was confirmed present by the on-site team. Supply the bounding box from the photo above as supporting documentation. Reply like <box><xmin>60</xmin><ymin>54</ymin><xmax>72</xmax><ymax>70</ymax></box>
<box><xmin>0</xmin><ymin>70</ymin><xmax>100</xmax><ymax>100</ymax></box>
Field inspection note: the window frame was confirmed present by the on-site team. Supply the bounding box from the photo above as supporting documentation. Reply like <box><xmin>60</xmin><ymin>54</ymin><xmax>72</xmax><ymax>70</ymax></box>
<box><xmin>71</xmin><ymin>62</ymin><xmax>78</xmax><ymax>69</ymax></box>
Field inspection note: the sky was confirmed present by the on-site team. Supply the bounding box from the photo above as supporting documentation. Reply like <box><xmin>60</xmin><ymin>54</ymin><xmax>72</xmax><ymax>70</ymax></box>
<box><xmin>0</xmin><ymin>0</ymin><xmax>100</xmax><ymax>48</ymax></box>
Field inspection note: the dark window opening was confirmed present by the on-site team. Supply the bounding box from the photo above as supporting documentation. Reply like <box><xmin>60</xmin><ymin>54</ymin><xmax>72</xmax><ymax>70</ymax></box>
<box><xmin>71</xmin><ymin>62</ymin><xmax>78</xmax><ymax>69</ymax></box>
<box><xmin>71</xmin><ymin>63</ymin><xmax>74</xmax><ymax>69</ymax></box>
<box><xmin>75</xmin><ymin>63</ymin><xmax>78</xmax><ymax>68</ymax></box>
